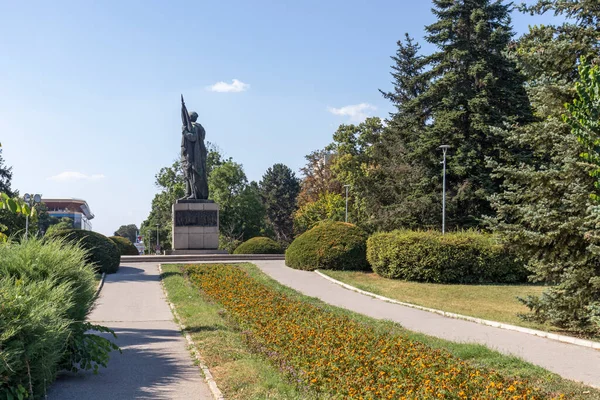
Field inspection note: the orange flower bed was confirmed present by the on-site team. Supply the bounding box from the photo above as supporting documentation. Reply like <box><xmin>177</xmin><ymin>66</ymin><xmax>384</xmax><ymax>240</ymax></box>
<box><xmin>185</xmin><ymin>264</ymin><xmax>561</xmax><ymax>399</ymax></box>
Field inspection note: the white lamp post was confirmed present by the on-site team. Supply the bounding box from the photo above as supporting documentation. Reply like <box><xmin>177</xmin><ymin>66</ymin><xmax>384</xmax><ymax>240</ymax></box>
<box><xmin>343</xmin><ymin>185</ymin><xmax>350</xmax><ymax>223</ymax></box>
<box><xmin>156</xmin><ymin>223</ymin><xmax>160</xmax><ymax>254</ymax></box>
<box><xmin>439</xmin><ymin>145</ymin><xmax>450</xmax><ymax>234</ymax></box>
<box><xmin>23</xmin><ymin>193</ymin><xmax>42</xmax><ymax>238</ymax></box>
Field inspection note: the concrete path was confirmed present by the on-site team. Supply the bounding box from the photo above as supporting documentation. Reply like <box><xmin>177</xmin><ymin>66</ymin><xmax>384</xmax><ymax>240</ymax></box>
<box><xmin>48</xmin><ymin>263</ymin><xmax>213</xmax><ymax>400</ymax></box>
<box><xmin>252</xmin><ymin>260</ymin><xmax>600</xmax><ymax>388</ymax></box>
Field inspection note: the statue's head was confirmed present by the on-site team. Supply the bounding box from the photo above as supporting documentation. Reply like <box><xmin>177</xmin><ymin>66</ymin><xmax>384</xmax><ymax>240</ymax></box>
<box><xmin>189</xmin><ymin>111</ymin><xmax>198</xmax><ymax>122</ymax></box>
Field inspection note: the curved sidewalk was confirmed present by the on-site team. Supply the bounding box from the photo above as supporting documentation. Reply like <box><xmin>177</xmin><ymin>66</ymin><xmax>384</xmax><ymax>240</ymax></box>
<box><xmin>48</xmin><ymin>263</ymin><xmax>213</xmax><ymax>400</ymax></box>
<box><xmin>252</xmin><ymin>260</ymin><xmax>600</xmax><ymax>388</ymax></box>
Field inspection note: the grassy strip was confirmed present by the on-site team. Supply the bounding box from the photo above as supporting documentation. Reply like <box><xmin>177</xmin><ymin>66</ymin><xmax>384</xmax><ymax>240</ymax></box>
<box><xmin>320</xmin><ymin>270</ymin><xmax>556</xmax><ymax>331</ymax></box>
<box><xmin>178</xmin><ymin>263</ymin><xmax>598</xmax><ymax>399</ymax></box>
<box><xmin>160</xmin><ymin>264</ymin><xmax>320</xmax><ymax>400</ymax></box>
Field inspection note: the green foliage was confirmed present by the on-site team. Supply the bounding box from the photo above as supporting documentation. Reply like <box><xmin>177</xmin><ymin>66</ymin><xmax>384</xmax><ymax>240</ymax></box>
<box><xmin>367</xmin><ymin>231</ymin><xmax>526</xmax><ymax>284</ymax></box>
<box><xmin>218</xmin><ymin>234</ymin><xmax>242</xmax><ymax>254</ymax></box>
<box><xmin>375</xmin><ymin>0</ymin><xmax>531</xmax><ymax>230</ymax></box>
<box><xmin>45</xmin><ymin>217</ymin><xmax>73</xmax><ymax>235</ymax></box>
<box><xmin>259</xmin><ymin>164</ymin><xmax>300</xmax><ymax>243</ymax></box>
<box><xmin>209</xmin><ymin>161</ymin><xmax>267</xmax><ymax>241</ymax></box>
<box><xmin>0</xmin><ymin>237</ymin><xmax>119</xmax><ymax>399</ymax></box>
<box><xmin>46</xmin><ymin>229</ymin><xmax>120</xmax><ymax>274</ymax></box>
<box><xmin>565</xmin><ymin>60</ymin><xmax>600</xmax><ymax>199</ymax></box>
<box><xmin>0</xmin><ymin>146</ymin><xmax>13</xmax><ymax>197</ymax></box>
<box><xmin>113</xmin><ymin>224</ymin><xmax>138</xmax><ymax>244</ymax></box>
<box><xmin>285</xmin><ymin>221</ymin><xmax>368</xmax><ymax>271</ymax></box>
<box><xmin>109</xmin><ymin>236</ymin><xmax>139</xmax><ymax>256</ymax></box>
<box><xmin>297</xmin><ymin>149</ymin><xmax>342</xmax><ymax>207</ymax></box>
<box><xmin>490</xmin><ymin>3</ymin><xmax>600</xmax><ymax>334</ymax></box>
<box><xmin>293</xmin><ymin>192</ymin><xmax>345</xmax><ymax>234</ymax></box>
<box><xmin>327</xmin><ymin>117</ymin><xmax>384</xmax><ymax>228</ymax></box>
<box><xmin>0</xmin><ymin>278</ymin><xmax>71</xmax><ymax>399</ymax></box>
<box><xmin>233</xmin><ymin>237</ymin><xmax>283</xmax><ymax>254</ymax></box>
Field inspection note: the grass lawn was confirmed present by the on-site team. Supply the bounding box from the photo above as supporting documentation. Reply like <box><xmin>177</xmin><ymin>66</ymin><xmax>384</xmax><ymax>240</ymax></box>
<box><xmin>162</xmin><ymin>263</ymin><xmax>599</xmax><ymax>399</ymax></box>
<box><xmin>320</xmin><ymin>270</ymin><xmax>559</xmax><ymax>331</ymax></box>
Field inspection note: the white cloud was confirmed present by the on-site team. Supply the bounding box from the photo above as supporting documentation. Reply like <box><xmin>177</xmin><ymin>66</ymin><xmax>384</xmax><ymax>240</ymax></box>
<box><xmin>47</xmin><ymin>171</ymin><xmax>106</xmax><ymax>182</ymax></box>
<box><xmin>207</xmin><ymin>79</ymin><xmax>250</xmax><ymax>93</ymax></box>
<box><xmin>328</xmin><ymin>103</ymin><xmax>377</xmax><ymax>122</ymax></box>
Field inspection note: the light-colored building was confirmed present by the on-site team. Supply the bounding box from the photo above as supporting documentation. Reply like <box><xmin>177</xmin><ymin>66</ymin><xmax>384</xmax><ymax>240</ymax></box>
<box><xmin>43</xmin><ymin>198</ymin><xmax>94</xmax><ymax>230</ymax></box>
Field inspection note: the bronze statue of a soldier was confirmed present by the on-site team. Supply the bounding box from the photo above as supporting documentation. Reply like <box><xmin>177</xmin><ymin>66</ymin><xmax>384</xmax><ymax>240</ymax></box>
<box><xmin>180</xmin><ymin>96</ymin><xmax>209</xmax><ymax>200</ymax></box>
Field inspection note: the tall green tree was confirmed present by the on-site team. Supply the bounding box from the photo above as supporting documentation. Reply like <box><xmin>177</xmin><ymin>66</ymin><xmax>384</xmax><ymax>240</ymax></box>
<box><xmin>0</xmin><ymin>145</ymin><xmax>13</xmax><ymax>196</ymax></box>
<box><xmin>404</xmin><ymin>0</ymin><xmax>532</xmax><ymax>228</ymax></box>
<box><xmin>209</xmin><ymin>160</ymin><xmax>266</xmax><ymax>242</ymax></box>
<box><xmin>491</xmin><ymin>3</ymin><xmax>600</xmax><ymax>333</ymax></box>
<box><xmin>297</xmin><ymin>150</ymin><xmax>342</xmax><ymax>207</ymax></box>
<box><xmin>259</xmin><ymin>164</ymin><xmax>300</xmax><ymax>243</ymax></box>
<box><xmin>0</xmin><ymin>146</ymin><xmax>25</xmax><ymax>236</ymax></box>
<box><xmin>327</xmin><ymin>117</ymin><xmax>383</xmax><ymax>228</ymax></box>
<box><xmin>370</xmin><ymin>35</ymin><xmax>436</xmax><ymax>231</ymax></box>
<box><xmin>114</xmin><ymin>224</ymin><xmax>139</xmax><ymax>243</ymax></box>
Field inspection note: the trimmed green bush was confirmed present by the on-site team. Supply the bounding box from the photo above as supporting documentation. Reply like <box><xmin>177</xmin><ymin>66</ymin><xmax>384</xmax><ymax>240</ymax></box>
<box><xmin>367</xmin><ymin>230</ymin><xmax>527</xmax><ymax>284</ymax></box>
<box><xmin>47</xmin><ymin>229</ymin><xmax>120</xmax><ymax>274</ymax></box>
<box><xmin>285</xmin><ymin>221</ymin><xmax>369</xmax><ymax>271</ymax></box>
<box><xmin>109</xmin><ymin>235</ymin><xmax>139</xmax><ymax>256</ymax></box>
<box><xmin>234</xmin><ymin>237</ymin><xmax>283</xmax><ymax>254</ymax></box>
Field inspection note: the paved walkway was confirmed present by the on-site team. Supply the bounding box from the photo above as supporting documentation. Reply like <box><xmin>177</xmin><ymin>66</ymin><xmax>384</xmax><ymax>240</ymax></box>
<box><xmin>252</xmin><ymin>260</ymin><xmax>600</xmax><ymax>388</ymax></box>
<box><xmin>48</xmin><ymin>263</ymin><xmax>213</xmax><ymax>400</ymax></box>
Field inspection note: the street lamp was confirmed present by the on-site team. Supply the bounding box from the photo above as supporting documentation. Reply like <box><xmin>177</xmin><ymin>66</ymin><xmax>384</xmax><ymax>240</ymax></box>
<box><xmin>156</xmin><ymin>223</ymin><xmax>160</xmax><ymax>255</ymax></box>
<box><xmin>439</xmin><ymin>145</ymin><xmax>450</xmax><ymax>234</ymax></box>
<box><xmin>343</xmin><ymin>185</ymin><xmax>350</xmax><ymax>223</ymax></box>
<box><xmin>23</xmin><ymin>193</ymin><xmax>42</xmax><ymax>238</ymax></box>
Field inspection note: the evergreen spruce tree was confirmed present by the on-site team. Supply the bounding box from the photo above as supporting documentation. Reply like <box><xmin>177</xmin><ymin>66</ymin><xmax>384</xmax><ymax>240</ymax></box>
<box><xmin>259</xmin><ymin>164</ymin><xmax>300</xmax><ymax>243</ymax></box>
<box><xmin>368</xmin><ymin>35</ymin><xmax>437</xmax><ymax>230</ymax></box>
<box><xmin>377</xmin><ymin>1</ymin><xmax>531</xmax><ymax>230</ymax></box>
<box><xmin>412</xmin><ymin>0</ymin><xmax>532</xmax><ymax>228</ymax></box>
<box><xmin>491</xmin><ymin>2</ymin><xmax>600</xmax><ymax>333</ymax></box>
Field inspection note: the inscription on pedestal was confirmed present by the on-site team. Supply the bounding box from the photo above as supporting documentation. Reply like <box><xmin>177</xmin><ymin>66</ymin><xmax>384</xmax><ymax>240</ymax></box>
<box><xmin>174</xmin><ymin>210</ymin><xmax>218</xmax><ymax>227</ymax></box>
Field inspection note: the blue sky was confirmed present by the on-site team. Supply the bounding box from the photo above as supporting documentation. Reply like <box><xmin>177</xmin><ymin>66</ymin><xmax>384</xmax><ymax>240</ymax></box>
<box><xmin>0</xmin><ymin>0</ymin><xmax>559</xmax><ymax>236</ymax></box>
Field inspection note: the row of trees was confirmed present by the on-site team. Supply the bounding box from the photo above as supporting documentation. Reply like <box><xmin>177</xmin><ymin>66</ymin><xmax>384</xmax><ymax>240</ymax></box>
<box><xmin>142</xmin><ymin>0</ymin><xmax>600</xmax><ymax>333</ymax></box>
<box><xmin>292</xmin><ymin>0</ymin><xmax>600</xmax><ymax>333</ymax></box>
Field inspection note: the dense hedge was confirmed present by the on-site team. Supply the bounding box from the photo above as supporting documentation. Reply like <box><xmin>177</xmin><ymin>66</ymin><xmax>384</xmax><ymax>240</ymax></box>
<box><xmin>367</xmin><ymin>230</ymin><xmax>527</xmax><ymax>284</ymax></box>
<box><xmin>47</xmin><ymin>229</ymin><xmax>120</xmax><ymax>274</ymax></box>
<box><xmin>109</xmin><ymin>235</ymin><xmax>139</xmax><ymax>256</ymax></box>
<box><xmin>0</xmin><ymin>238</ymin><xmax>99</xmax><ymax>398</ymax></box>
<box><xmin>285</xmin><ymin>221</ymin><xmax>368</xmax><ymax>271</ymax></box>
<box><xmin>184</xmin><ymin>264</ymin><xmax>551</xmax><ymax>398</ymax></box>
<box><xmin>233</xmin><ymin>237</ymin><xmax>283</xmax><ymax>254</ymax></box>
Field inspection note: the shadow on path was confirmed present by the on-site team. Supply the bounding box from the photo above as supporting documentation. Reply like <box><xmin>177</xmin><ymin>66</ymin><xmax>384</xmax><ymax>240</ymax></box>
<box><xmin>49</xmin><ymin>325</ymin><xmax>202</xmax><ymax>400</ymax></box>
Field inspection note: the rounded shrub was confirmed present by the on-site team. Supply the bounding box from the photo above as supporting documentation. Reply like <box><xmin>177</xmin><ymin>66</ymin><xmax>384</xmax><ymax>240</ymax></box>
<box><xmin>234</xmin><ymin>237</ymin><xmax>283</xmax><ymax>254</ymax></box>
<box><xmin>367</xmin><ymin>230</ymin><xmax>527</xmax><ymax>284</ymax></box>
<box><xmin>109</xmin><ymin>235</ymin><xmax>140</xmax><ymax>255</ymax></box>
<box><xmin>46</xmin><ymin>229</ymin><xmax>120</xmax><ymax>274</ymax></box>
<box><xmin>285</xmin><ymin>221</ymin><xmax>369</xmax><ymax>271</ymax></box>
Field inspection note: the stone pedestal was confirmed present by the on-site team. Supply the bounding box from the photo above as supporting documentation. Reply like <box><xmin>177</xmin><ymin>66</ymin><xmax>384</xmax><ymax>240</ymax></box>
<box><xmin>172</xmin><ymin>200</ymin><xmax>219</xmax><ymax>250</ymax></box>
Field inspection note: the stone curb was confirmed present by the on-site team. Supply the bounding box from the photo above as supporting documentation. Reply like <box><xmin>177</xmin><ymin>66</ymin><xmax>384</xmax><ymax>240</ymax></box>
<box><xmin>315</xmin><ymin>270</ymin><xmax>600</xmax><ymax>350</ymax></box>
<box><xmin>93</xmin><ymin>272</ymin><xmax>106</xmax><ymax>301</ymax></box>
<box><xmin>158</xmin><ymin>264</ymin><xmax>225</xmax><ymax>400</ymax></box>
<box><xmin>122</xmin><ymin>254</ymin><xmax>285</xmax><ymax>263</ymax></box>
